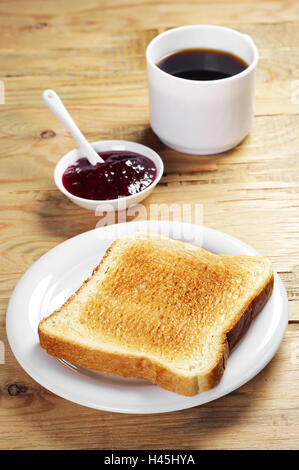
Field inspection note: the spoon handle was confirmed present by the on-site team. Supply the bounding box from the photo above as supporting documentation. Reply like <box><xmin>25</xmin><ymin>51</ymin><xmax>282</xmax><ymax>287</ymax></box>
<box><xmin>42</xmin><ymin>89</ymin><xmax>104</xmax><ymax>164</ymax></box>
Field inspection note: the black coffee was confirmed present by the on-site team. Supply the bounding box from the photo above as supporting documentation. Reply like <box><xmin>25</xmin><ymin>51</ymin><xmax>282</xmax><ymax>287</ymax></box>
<box><xmin>156</xmin><ymin>48</ymin><xmax>248</xmax><ymax>81</ymax></box>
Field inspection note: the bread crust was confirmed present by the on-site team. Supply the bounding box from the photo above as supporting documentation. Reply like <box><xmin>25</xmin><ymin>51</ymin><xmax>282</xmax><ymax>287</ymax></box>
<box><xmin>203</xmin><ymin>272</ymin><xmax>274</xmax><ymax>393</ymax></box>
<box><xmin>38</xmin><ymin>272</ymin><xmax>274</xmax><ymax>396</ymax></box>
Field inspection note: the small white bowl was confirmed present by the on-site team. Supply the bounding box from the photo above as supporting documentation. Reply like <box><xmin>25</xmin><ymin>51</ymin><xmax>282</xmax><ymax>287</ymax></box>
<box><xmin>54</xmin><ymin>140</ymin><xmax>164</xmax><ymax>211</ymax></box>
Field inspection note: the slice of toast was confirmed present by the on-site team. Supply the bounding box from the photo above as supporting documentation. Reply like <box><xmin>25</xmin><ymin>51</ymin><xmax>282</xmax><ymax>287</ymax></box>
<box><xmin>38</xmin><ymin>231</ymin><xmax>274</xmax><ymax>396</ymax></box>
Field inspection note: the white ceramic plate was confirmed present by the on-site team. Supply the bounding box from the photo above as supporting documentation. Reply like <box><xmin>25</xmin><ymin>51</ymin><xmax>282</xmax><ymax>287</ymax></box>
<box><xmin>6</xmin><ymin>221</ymin><xmax>288</xmax><ymax>414</ymax></box>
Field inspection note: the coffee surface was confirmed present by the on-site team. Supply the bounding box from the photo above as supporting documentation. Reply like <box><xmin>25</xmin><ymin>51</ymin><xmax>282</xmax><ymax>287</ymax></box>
<box><xmin>157</xmin><ymin>48</ymin><xmax>248</xmax><ymax>81</ymax></box>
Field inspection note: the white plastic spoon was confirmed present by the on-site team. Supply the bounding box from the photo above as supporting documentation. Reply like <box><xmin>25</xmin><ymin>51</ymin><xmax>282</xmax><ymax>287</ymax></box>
<box><xmin>42</xmin><ymin>89</ymin><xmax>104</xmax><ymax>165</ymax></box>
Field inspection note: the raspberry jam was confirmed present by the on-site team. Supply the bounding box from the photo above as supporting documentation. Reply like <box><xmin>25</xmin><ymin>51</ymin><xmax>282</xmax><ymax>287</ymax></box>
<box><xmin>62</xmin><ymin>150</ymin><xmax>157</xmax><ymax>201</ymax></box>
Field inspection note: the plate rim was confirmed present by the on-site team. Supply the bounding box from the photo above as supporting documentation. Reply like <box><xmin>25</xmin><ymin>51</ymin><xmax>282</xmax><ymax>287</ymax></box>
<box><xmin>6</xmin><ymin>221</ymin><xmax>289</xmax><ymax>414</ymax></box>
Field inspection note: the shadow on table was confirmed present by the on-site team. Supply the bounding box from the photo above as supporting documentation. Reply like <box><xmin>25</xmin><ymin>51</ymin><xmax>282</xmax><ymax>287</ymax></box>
<box><xmin>132</xmin><ymin>126</ymin><xmax>250</xmax><ymax>175</ymax></box>
<box><xmin>8</xmin><ymin>353</ymin><xmax>278</xmax><ymax>449</ymax></box>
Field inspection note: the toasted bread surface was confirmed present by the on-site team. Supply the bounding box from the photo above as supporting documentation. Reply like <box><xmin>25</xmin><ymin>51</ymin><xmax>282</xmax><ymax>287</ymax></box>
<box><xmin>38</xmin><ymin>231</ymin><xmax>274</xmax><ymax>396</ymax></box>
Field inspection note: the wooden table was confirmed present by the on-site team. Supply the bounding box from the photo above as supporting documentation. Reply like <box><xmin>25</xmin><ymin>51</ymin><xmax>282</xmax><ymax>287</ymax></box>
<box><xmin>0</xmin><ymin>0</ymin><xmax>298</xmax><ymax>450</ymax></box>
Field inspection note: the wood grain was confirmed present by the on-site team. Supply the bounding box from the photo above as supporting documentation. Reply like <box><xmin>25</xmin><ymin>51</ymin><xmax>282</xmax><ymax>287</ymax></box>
<box><xmin>0</xmin><ymin>326</ymin><xmax>298</xmax><ymax>450</ymax></box>
<box><xmin>0</xmin><ymin>0</ymin><xmax>298</xmax><ymax>450</ymax></box>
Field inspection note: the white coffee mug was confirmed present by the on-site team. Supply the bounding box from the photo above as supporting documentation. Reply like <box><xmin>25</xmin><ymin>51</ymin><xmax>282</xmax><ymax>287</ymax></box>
<box><xmin>146</xmin><ymin>25</ymin><xmax>259</xmax><ymax>155</ymax></box>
